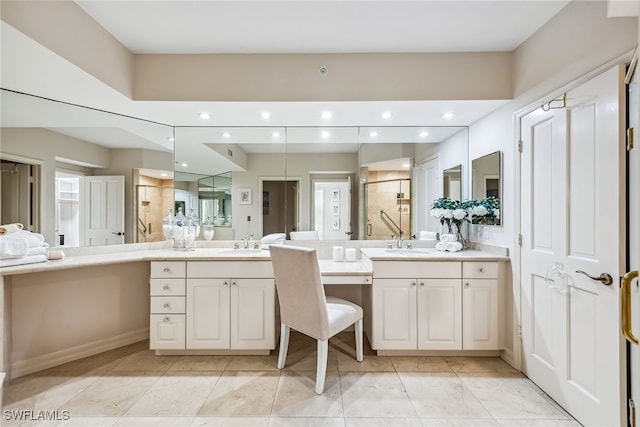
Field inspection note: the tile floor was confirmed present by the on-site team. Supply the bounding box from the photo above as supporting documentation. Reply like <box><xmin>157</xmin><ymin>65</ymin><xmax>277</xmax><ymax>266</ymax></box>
<box><xmin>3</xmin><ymin>332</ymin><xmax>580</xmax><ymax>426</ymax></box>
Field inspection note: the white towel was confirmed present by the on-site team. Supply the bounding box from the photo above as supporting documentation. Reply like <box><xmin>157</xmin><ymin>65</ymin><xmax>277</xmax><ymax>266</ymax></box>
<box><xmin>419</xmin><ymin>231</ymin><xmax>438</xmax><ymax>240</ymax></box>
<box><xmin>0</xmin><ymin>223</ymin><xmax>24</xmax><ymax>235</ymax></box>
<box><xmin>0</xmin><ymin>254</ymin><xmax>47</xmax><ymax>268</ymax></box>
<box><xmin>0</xmin><ymin>238</ymin><xmax>28</xmax><ymax>258</ymax></box>
<box><xmin>261</xmin><ymin>233</ymin><xmax>286</xmax><ymax>244</ymax></box>
<box><xmin>445</xmin><ymin>241</ymin><xmax>463</xmax><ymax>252</ymax></box>
<box><xmin>435</xmin><ymin>242</ymin><xmax>446</xmax><ymax>252</ymax></box>
<box><xmin>440</xmin><ymin>233</ymin><xmax>457</xmax><ymax>243</ymax></box>
<box><xmin>1</xmin><ymin>230</ymin><xmax>48</xmax><ymax>249</ymax></box>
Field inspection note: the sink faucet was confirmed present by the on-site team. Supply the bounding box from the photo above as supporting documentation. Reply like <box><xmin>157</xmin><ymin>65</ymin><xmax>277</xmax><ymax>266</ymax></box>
<box><xmin>242</xmin><ymin>235</ymin><xmax>254</xmax><ymax>249</ymax></box>
<box><xmin>391</xmin><ymin>235</ymin><xmax>404</xmax><ymax>249</ymax></box>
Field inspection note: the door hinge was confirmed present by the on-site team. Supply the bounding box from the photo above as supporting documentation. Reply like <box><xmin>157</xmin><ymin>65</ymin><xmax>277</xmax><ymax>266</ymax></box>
<box><xmin>630</xmin><ymin>399</ymin><xmax>636</xmax><ymax>427</ymax></box>
<box><xmin>518</xmin><ymin>140</ymin><xmax>523</xmax><ymax>153</ymax></box>
<box><xmin>517</xmin><ymin>234</ymin><xmax>522</xmax><ymax>246</ymax></box>
<box><xmin>628</xmin><ymin>128</ymin><xmax>635</xmax><ymax>151</ymax></box>
<box><xmin>517</xmin><ymin>326</ymin><xmax>523</xmax><ymax>340</ymax></box>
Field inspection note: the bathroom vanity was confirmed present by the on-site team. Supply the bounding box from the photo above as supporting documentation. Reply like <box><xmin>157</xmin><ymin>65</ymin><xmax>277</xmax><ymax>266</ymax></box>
<box><xmin>0</xmin><ymin>243</ymin><xmax>509</xmax><ymax>379</ymax></box>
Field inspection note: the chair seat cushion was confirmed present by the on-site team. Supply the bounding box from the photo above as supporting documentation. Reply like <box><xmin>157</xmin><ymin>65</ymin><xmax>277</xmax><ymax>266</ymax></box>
<box><xmin>326</xmin><ymin>296</ymin><xmax>363</xmax><ymax>338</ymax></box>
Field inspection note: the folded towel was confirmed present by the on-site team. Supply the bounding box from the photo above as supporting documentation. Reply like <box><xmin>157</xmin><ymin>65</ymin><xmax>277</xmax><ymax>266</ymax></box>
<box><xmin>261</xmin><ymin>233</ymin><xmax>286</xmax><ymax>244</ymax></box>
<box><xmin>1</xmin><ymin>230</ymin><xmax>48</xmax><ymax>249</ymax></box>
<box><xmin>445</xmin><ymin>241</ymin><xmax>463</xmax><ymax>252</ymax></box>
<box><xmin>440</xmin><ymin>233</ymin><xmax>457</xmax><ymax>244</ymax></box>
<box><xmin>0</xmin><ymin>238</ymin><xmax>28</xmax><ymax>258</ymax></box>
<box><xmin>0</xmin><ymin>254</ymin><xmax>47</xmax><ymax>268</ymax></box>
<box><xmin>0</xmin><ymin>223</ymin><xmax>24</xmax><ymax>235</ymax></box>
<box><xmin>419</xmin><ymin>231</ymin><xmax>438</xmax><ymax>240</ymax></box>
<box><xmin>435</xmin><ymin>242</ymin><xmax>446</xmax><ymax>251</ymax></box>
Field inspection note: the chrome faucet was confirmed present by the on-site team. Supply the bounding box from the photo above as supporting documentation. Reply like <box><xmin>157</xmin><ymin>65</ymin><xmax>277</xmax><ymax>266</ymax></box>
<box><xmin>396</xmin><ymin>235</ymin><xmax>404</xmax><ymax>249</ymax></box>
<box><xmin>242</xmin><ymin>235</ymin><xmax>254</xmax><ymax>249</ymax></box>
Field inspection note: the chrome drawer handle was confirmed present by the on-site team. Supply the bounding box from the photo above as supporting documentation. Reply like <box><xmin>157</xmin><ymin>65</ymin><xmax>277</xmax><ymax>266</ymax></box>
<box><xmin>479</xmin><ymin>268</ymin><xmax>485</xmax><ymax>273</ymax></box>
<box><xmin>163</xmin><ymin>317</ymin><xmax>170</xmax><ymax>323</ymax></box>
<box><xmin>163</xmin><ymin>285</ymin><xmax>170</xmax><ymax>291</ymax></box>
<box><xmin>163</xmin><ymin>303</ymin><xmax>170</xmax><ymax>309</ymax></box>
<box><xmin>163</xmin><ymin>267</ymin><xmax>170</xmax><ymax>273</ymax></box>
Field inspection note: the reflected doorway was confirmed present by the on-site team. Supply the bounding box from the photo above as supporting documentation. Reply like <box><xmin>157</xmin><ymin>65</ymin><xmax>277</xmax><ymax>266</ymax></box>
<box><xmin>55</xmin><ymin>170</ymin><xmax>83</xmax><ymax>247</ymax></box>
<box><xmin>262</xmin><ymin>180</ymin><xmax>298</xmax><ymax>238</ymax></box>
<box><xmin>312</xmin><ymin>175</ymin><xmax>353</xmax><ymax>240</ymax></box>
<box><xmin>1</xmin><ymin>159</ymin><xmax>40</xmax><ymax>233</ymax></box>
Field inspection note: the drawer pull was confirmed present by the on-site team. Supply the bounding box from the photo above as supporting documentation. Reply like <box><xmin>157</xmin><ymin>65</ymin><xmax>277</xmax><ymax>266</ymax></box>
<box><xmin>163</xmin><ymin>285</ymin><xmax>170</xmax><ymax>291</ymax></box>
<box><xmin>163</xmin><ymin>303</ymin><xmax>170</xmax><ymax>309</ymax></box>
<box><xmin>411</xmin><ymin>282</ymin><xmax>416</xmax><ymax>287</ymax></box>
<box><xmin>419</xmin><ymin>282</ymin><xmax>425</xmax><ymax>287</ymax></box>
<box><xmin>224</xmin><ymin>281</ymin><xmax>229</xmax><ymax>286</ymax></box>
<box><xmin>163</xmin><ymin>317</ymin><xmax>170</xmax><ymax>323</ymax></box>
<box><xmin>465</xmin><ymin>282</ymin><xmax>470</xmax><ymax>287</ymax></box>
<box><xmin>163</xmin><ymin>267</ymin><xmax>170</xmax><ymax>273</ymax></box>
<box><xmin>479</xmin><ymin>268</ymin><xmax>485</xmax><ymax>273</ymax></box>
<box><xmin>231</xmin><ymin>281</ymin><xmax>237</xmax><ymax>286</ymax></box>
<box><xmin>364</xmin><ymin>278</ymin><xmax>370</xmax><ymax>283</ymax></box>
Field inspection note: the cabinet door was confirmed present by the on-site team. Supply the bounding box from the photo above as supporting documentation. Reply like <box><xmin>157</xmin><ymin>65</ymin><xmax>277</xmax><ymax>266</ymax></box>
<box><xmin>186</xmin><ymin>278</ymin><xmax>230</xmax><ymax>349</ymax></box>
<box><xmin>231</xmin><ymin>279</ymin><xmax>275</xmax><ymax>350</ymax></box>
<box><xmin>463</xmin><ymin>279</ymin><xmax>499</xmax><ymax>350</ymax></box>
<box><xmin>371</xmin><ymin>279</ymin><xmax>417</xmax><ymax>350</ymax></box>
<box><xmin>150</xmin><ymin>314</ymin><xmax>185</xmax><ymax>350</ymax></box>
<box><xmin>417</xmin><ymin>279</ymin><xmax>462</xmax><ymax>350</ymax></box>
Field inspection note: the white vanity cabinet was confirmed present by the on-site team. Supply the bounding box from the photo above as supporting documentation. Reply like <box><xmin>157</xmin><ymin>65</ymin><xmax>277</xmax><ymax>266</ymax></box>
<box><xmin>186</xmin><ymin>261</ymin><xmax>276</xmax><ymax>351</ymax></box>
<box><xmin>371</xmin><ymin>261</ymin><xmax>462</xmax><ymax>350</ymax></box>
<box><xmin>149</xmin><ymin>261</ymin><xmax>187</xmax><ymax>350</ymax></box>
<box><xmin>462</xmin><ymin>261</ymin><xmax>499</xmax><ymax>350</ymax></box>
<box><xmin>370</xmin><ymin>259</ymin><xmax>502</xmax><ymax>352</ymax></box>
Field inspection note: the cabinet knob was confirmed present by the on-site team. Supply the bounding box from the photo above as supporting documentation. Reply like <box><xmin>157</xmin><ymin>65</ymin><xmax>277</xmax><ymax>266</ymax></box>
<box><xmin>465</xmin><ymin>282</ymin><xmax>470</xmax><ymax>287</ymax></box>
<box><xmin>364</xmin><ymin>278</ymin><xmax>370</xmax><ymax>283</ymax></box>
<box><xmin>479</xmin><ymin>268</ymin><xmax>485</xmax><ymax>273</ymax></box>
<box><xmin>163</xmin><ymin>285</ymin><xmax>170</xmax><ymax>291</ymax></box>
<box><xmin>411</xmin><ymin>282</ymin><xmax>416</xmax><ymax>287</ymax></box>
<box><xmin>163</xmin><ymin>317</ymin><xmax>170</xmax><ymax>323</ymax></box>
<box><xmin>163</xmin><ymin>303</ymin><xmax>170</xmax><ymax>309</ymax></box>
<box><xmin>419</xmin><ymin>282</ymin><xmax>425</xmax><ymax>287</ymax></box>
<box><xmin>224</xmin><ymin>281</ymin><xmax>229</xmax><ymax>286</ymax></box>
<box><xmin>231</xmin><ymin>281</ymin><xmax>237</xmax><ymax>286</ymax></box>
<box><xmin>163</xmin><ymin>267</ymin><xmax>170</xmax><ymax>273</ymax></box>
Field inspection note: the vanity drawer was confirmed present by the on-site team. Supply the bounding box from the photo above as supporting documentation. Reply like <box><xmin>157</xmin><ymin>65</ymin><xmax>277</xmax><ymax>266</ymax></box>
<box><xmin>150</xmin><ymin>279</ymin><xmax>186</xmax><ymax>296</ymax></box>
<box><xmin>150</xmin><ymin>261</ymin><xmax>186</xmax><ymax>278</ymax></box>
<box><xmin>462</xmin><ymin>262</ymin><xmax>498</xmax><ymax>279</ymax></box>
<box><xmin>151</xmin><ymin>296</ymin><xmax>186</xmax><ymax>314</ymax></box>
<box><xmin>187</xmin><ymin>261</ymin><xmax>273</xmax><ymax>278</ymax></box>
<box><xmin>373</xmin><ymin>261</ymin><xmax>461</xmax><ymax>278</ymax></box>
<box><xmin>322</xmin><ymin>275</ymin><xmax>372</xmax><ymax>285</ymax></box>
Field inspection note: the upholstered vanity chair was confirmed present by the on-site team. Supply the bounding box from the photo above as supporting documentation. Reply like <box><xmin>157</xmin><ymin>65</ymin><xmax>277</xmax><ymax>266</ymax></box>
<box><xmin>269</xmin><ymin>245</ymin><xmax>363</xmax><ymax>394</ymax></box>
<box><xmin>289</xmin><ymin>230</ymin><xmax>320</xmax><ymax>240</ymax></box>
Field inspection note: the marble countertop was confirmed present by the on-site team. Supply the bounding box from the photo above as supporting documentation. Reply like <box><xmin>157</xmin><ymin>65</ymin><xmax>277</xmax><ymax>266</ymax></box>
<box><xmin>1</xmin><ymin>245</ymin><xmax>507</xmax><ymax>276</ymax></box>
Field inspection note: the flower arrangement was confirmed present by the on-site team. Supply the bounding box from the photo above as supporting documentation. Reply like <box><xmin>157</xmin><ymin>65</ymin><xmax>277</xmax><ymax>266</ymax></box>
<box><xmin>430</xmin><ymin>196</ymin><xmax>501</xmax><ymax>236</ymax></box>
<box><xmin>468</xmin><ymin>196</ymin><xmax>500</xmax><ymax>225</ymax></box>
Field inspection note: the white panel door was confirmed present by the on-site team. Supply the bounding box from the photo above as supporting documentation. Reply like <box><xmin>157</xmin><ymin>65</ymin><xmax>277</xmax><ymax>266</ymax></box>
<box><xmin>186</xmin><ymin>278</ymin><xmax>230</xmax><ymax>349</ymax></box>
<box><xmin>417</xmin><ymin>279</ymin><xmax>461</xmax><ymax>350</ymax></box>
<box><xmin>413</xmin><ymin>157</ymin><xmax>441</xmax><ymax>234</ymax></box>
<box><xmin>371</xmin><ymin>279</ymin><xmax>417</xmax><ymax>350</ymax></box>
<box><xmin>231</xmin><ymin>279</ymin><xmax>275</xmax><ymax>349</ymax></box>
<box><xmin>84</xmin><ymin>176</ymin><xmax>124</xmax><ymax>246</ymax></box>
<box><xmin>521</xmin><ymin>66</ymin><xmax>624</xmax><ymax>426</ymax></box>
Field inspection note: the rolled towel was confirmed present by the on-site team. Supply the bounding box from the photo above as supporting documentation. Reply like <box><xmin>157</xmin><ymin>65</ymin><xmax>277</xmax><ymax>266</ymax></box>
<box><xmin>0</xmin><ymin>223</ymin><xmax>24</xmax><ymax>235</ymax></box>
<box><xmin>446</xmin><ymin>241</ymin><xmax>463</xmax><ymax>252</ymax></box>
<box><xmin>435</xmin><ymin>242</ymin><xmax>446</xmax><ymax>252</ymax></box>
<box><xmin>441</xmin><ymin>233</ymin><xmax>457</xmax><ymax>243</ymax></box>
<box><xmin>419</xmin><ymin>231</ymin><xmax>438</xmax><ymax>240</ymax></box>
<box><xmin>261</xmin><ymin>233</ymin><xmax>286</xmax><ymax>244</ymax></box>
<box><xmin>0</xmin><ymin>238</ymin><xmax>28</xmax><ymax>258</ymax></box>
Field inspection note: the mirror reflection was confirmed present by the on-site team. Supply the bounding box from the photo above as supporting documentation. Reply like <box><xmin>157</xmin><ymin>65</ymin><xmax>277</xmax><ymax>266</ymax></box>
<box><xmin>443</xmin><ymin>164</ymin><xmax>462</xmax><ymax>201</ymax></box>
<box><xmin>472</xmin><ymin>150</ymin><xmax>501</xmax><ymax>225</ymax></box>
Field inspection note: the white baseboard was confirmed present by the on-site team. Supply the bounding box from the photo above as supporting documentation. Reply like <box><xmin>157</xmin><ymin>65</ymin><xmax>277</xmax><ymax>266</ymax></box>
<box><xmin>500</xmin><ymin>348</ymin><xmax>516</xmax><ymax>368</ymax></box>
<box><xmin>11</xmin><ymin>328</ymin><xmax>149</xmax><ymax>378</ymax></box>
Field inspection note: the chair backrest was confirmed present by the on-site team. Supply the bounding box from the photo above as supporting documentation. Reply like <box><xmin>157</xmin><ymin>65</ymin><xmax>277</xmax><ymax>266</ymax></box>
<box><xmin>269</xmin><ymin>245</ymin><xmax>329</xmax><ymax>340</ymax></box>
<box><xmin>289</xmin><ymin>230</ymin><xmax>320</xmax><ymax>240</ymax></box>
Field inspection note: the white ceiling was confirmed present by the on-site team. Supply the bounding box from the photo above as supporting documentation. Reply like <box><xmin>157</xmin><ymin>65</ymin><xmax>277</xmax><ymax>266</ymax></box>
<box><xmin>76</xmin><ymin>0</ymin><xmax>570</xmax><ymax>54</ymax></box>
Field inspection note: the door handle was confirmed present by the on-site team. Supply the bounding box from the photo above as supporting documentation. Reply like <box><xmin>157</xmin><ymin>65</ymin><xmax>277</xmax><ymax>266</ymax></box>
<box><xmin>344</xmin><ymin>231</ymin><xmax>353</xmax><ymax>235</ymax></box>
<box><xmin>111</xmin><ymin>232</ymin><xmax>124</xmax><ymax>236</ymax></box>
<box><xmin>621</xmin><ymin>270</ymin><xmax>639</xmax><ymax>345</ymax></box>
<box><xmin>575</xmin><ymin>270</ymin><xmax>613</xmax><ymax>286</ymax></box>
<box><xmin>367</xmin><ymin>223</ymin><xmax>372</xmax><ymax>236</ymax></box>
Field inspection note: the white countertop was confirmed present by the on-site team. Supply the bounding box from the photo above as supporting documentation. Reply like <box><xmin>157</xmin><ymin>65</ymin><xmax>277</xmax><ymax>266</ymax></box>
<box><xmin>0</xmin><ymin>245</ymin><xmax>507</xmax><ymax>276</ymax></box>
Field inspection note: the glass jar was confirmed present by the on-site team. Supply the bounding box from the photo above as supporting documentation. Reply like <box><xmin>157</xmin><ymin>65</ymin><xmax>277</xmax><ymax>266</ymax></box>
<box><xmin>203</xmin><ymin>217</ymin><xmax>215</xmax><ymax>241</ymax></box>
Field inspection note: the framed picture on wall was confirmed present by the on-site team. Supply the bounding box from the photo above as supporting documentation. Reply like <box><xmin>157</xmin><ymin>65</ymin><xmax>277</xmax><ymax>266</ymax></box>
<box><xmin>331</xmin><ymin>201</ymin><xmax>340</xmax><ymax>215</ymax></box>
<box><xmin>238</xmin><ymin>188</ymin><xmax>252</xmax><ymax>205</ymax></box>
<box><xmin>331</xmin><ymin>188</ymin><xmax>340</xmax><ymax>201</ymax></box>
<box><xmin>332</xmin><ymin>217</ymin><xmax>340</xmax><ymax>230</ymax></box>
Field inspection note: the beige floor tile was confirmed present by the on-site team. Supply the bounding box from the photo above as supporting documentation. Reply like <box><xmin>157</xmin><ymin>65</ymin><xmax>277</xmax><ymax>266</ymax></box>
<box><xmin>168</xmin><ymin>355</ymin><xmax>231</xmax><ymax>372</ymax></box>
<box><xmin>446</xmin><ymin>357</ymin><xmax>518</xmax><ymax>374</ymax></box>
<box><xmin>58</xmin><ymin>417</ymin><xmax>119</xmax><ymax>426</ymax></box>
<box><xmin>198</xmin><ymin>371</ymin><xmax>280</xmax><ymax>416</ymax></box>
<box><xmin>420</xmin><ymin>419</ymin><xmax>500</xmax><ymax>426</ymax></box>
<box><xmin>224</xmin><ymin>355</ymin><xmax>280</xmax><ymax>371</ymax></box>
<box><xmin>271</xmin><ymin>371</ymin><xmax>343</xmax><ymax>417</ymax></box>
<box><xmin>61</xmin><ymin>371</ymin><xmax>159</xmax><ymax>417</ymax></box>
<box><xmin>113</xmin><ymin>417</ymin><xmax>194</xmax><ymax>426</ymax></box>
<box><xmin>458</xmin><ymin>373</ymin><xmax>568</xmax><ymax>419</ymax></box>
<box><xmin>345</xmin><ymin>418</ymin><xmax>423</xmax><ymax>427</ymax></box>
<box><xmin>191</xmin><ymin>417</ymin><xmax>270</xmax><ymax>427</ymax></box>
<box><xmin>340</xmin><ymin>372</ymin><xmax>417</xmax><ymax>418</ymax></box>
<box><xmin>4</xmin><ymin>373</ymin><xmax>97</xmax><ymax>413</ymax></box>
<box><xmin>336</xmin><ymin>352</ymin><xmax>394</xmax><ymax>372</ymax></box>
<box><xmin>125</xmin><ymin>371</ymin><xmax>221</xmax><ymax>417</ymax></box>
<box><xmin>110</xmin><ymin>351</ymin><xmax>178</xmax><ymax>373</ymax></box>
<box><xmin>399</xmin><ymin>372</ymin><xmax>491</xmax><ymax>418</ymax></box>
<box><xmin>269</xmin><ymin>417</ymin><xmax>346</xmax><ymax>427</ymax></box>
<box><xmin>280</xmin><ymin>345</ymin><xmax>339</xmax><ymax>372</ymax></box>
<box><xmin>391</xmin><ymin>356</ymin><xmax>454</xmax><ymax>373</ymax></box>
<box><xmin>496</xmin><ymin>420</ymin><xmax>582</xmax><ymax>427</ymax></box>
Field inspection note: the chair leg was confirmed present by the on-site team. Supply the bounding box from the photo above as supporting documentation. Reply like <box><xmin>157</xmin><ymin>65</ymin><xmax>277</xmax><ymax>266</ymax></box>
<box><xmin>355</xmin><ymin>318</ymin><xmax>363</xmax><ymax>362</ymax></box>
<box><xmin>315</xmin><ymin>339</ymin><xmax>328</xmax><ymax>394</ymax></box>
<box><xmin>277</xmin><ymin>324</ymin><xmax>290</xmax><ymax>369</ymax></box>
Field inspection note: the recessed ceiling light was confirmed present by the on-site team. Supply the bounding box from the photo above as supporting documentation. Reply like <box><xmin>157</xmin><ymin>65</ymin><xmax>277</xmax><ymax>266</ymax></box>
<box><xmin>402</xmin><ymin>163</ymin><xmax>410</xmax><ymax>168</ymax></box>
<box><xmin>381</xmin><ymin>111</ymin><xmax>392</xmax><ymax>119</ymax></box>
<box><xmin>161</xmin><ymin>173</ymin><xmax>169</xmax><ymax>177</ymax></box>
<box><xmin>419</xmin><ymin>131</ymin><xmax>429</xmax><ymax>138</ymax></box>
<box><xmin>369</xmin><ymin>131</ymin><xmax>378</xmax><ymax>137</ymax></box>
<box><xmin>441</xmin><ymin>112</ymin><xmax>456</xmax><ymax>119</ymax></box>
<box><xmin>199</xmin><ymin>112</ymin><xmax>211</xmax><ymax>119</ymax></box>
<box><xmin>321</xmin><ymin>131</ymin><xmax>330</xmax><ymax>139</ymax></box>
<box><xmin>181</xmin><ymin>162</ymin><xmax>188</xmax><ymax>167</ymax></box>
<box><xmin>222</xmin><ymin>132</ymin><xmax>232</xmax><ymax>138</ymax></box>
<box><xmin>321</xmin><ymin>111</ymin><xmax>332</xmax><ymax>120</ymax></box>
<box><xmin>260</xmin><ymin>111</ymin><xmax>271</xmax><ymax>119</ymax></box>
<box><xmin>272</xmin><ymin>131</ymin><xmax>281</xmax><ymax>138</ymax></box>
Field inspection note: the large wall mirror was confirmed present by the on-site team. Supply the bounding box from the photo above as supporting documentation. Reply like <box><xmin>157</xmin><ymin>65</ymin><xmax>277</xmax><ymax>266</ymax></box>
<box><xmin>471</xmin><ymin>150</ymin><xmax>502</xmax><ymax>225</ymax></box>
<box><xmin>0</xmin><ymin>89</ymin><xmax>174</xmax><ymax>247</ymax></box>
